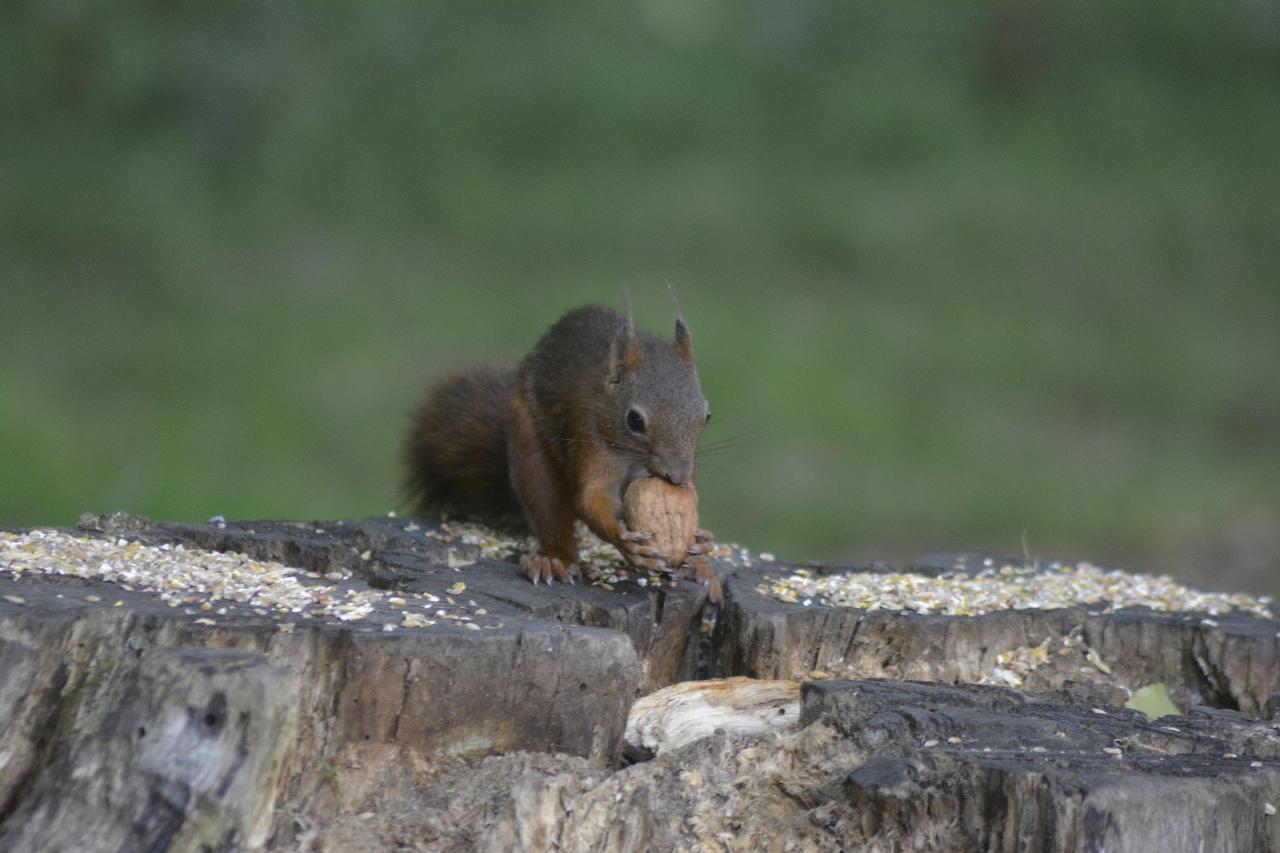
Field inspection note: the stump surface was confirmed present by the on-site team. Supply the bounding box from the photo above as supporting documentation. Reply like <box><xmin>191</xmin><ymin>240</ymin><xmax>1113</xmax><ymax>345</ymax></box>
<box><xmin>3</xmin><ymin>519</ymin><xmax>1278</xmax><ymax>851</ymax></box>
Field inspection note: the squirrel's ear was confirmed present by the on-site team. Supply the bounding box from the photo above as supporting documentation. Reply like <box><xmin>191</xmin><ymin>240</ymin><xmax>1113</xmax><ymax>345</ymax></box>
<box><xmin>607</xmin><ymin>322</ymin><xmax>643</xmax><ymax>385</ymax></box>
<box><xmin>667</xmin><ymin>284</ymin><xmax>694</xmax><ymax>362</ymax></box>
<box><xmin>674</xmin><ymin>316</ymin><xmax>694</xmax><ymax>362</ymax></box>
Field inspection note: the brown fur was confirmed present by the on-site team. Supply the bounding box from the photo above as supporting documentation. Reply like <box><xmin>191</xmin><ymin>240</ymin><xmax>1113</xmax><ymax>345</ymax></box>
<box><xmin>403</xmin><ymin>304</ymin><xmax>711</xmax><ymax>584</ymax></box>
<box><xmin>403</xmin><ymin>366</ymin><xmax>522</xmax><ymax>528</ymax></box>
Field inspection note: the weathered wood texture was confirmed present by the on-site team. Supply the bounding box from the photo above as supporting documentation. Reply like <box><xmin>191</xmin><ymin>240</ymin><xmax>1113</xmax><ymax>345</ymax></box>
<box><xmin>623</xmin><ymin>676</ymin><xmax>800</xmax><ymax>759</ymax></box>
<box><xmin>1</xmin><ymin>645</ymin><xmax>296</xmax><ymax>851</ymax></box>
<box><xmin>4</xmin><ymin>522</ymin><xmax>1280</xmax><ymax>851</ymax></box>
<box><xmin>0</xmin><ymin>517</ymin><xmax>709</xmax><ymax>851</ymax></box>
<box><xmin>336</xmin><ymin>679</ymin><xmax>1280</xmax><ymax>852</ymax></box>
<box><xmin>715</xmin><ymin>554</ymin><xmax>1280</xmax><ymax>718</ymax></box>
<box><xmin>804</xmin><ymin>679</ymin><xmax>1280</xmax><ymax>852</ymax></box>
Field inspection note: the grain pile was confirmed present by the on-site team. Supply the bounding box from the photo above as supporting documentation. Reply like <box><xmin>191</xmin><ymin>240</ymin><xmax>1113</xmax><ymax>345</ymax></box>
<box><xmin>0</xmin><ymin>529</ymin><xmax>496</xmax><ymax>630</ymax></box>
<box><xmin>0</xmin><ymin>521</ymin><xmax>749</xmax><ymax>626</ymax></box>
<box><xmin>759</xmin><ymin>560</ymin><xmax>1275</xmax><ymax>620</ymax></box>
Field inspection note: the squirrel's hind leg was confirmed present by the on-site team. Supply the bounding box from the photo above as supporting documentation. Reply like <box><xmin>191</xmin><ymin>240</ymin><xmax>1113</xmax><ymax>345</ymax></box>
<box><xmin>680</xmin><ymin>556</ymin><xmax>722</xmax><ymax>604</ymax></box>
<box><xmin>680</xmin><ymin>530</ymin><xmax>722</xmax><ymax>603</ymax></box>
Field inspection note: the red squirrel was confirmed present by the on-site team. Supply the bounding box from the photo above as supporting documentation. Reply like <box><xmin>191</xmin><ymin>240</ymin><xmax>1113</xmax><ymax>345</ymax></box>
<box><xmin>403</xmin><ymin>303</ymin><xmax>717</xmax><ymax>595</ymax></box>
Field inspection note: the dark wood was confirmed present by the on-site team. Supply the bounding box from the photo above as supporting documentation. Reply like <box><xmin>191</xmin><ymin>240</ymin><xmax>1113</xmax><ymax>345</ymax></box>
<box><xmin>714</xmin><ymin>558</ymin><xmax>1280</xmax><ymax>718</ymax></box>
<box><xmin>5</xmin><ymin>520</ymin><xmax>1280</xmax><ymax>851</ymax></box>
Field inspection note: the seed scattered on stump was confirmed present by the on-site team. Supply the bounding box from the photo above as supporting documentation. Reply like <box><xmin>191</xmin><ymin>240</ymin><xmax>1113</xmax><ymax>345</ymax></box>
<box><xmin>758</xmin><ymin>561</ymin><xmax>1274</xmax><ymax>619</ymax></box>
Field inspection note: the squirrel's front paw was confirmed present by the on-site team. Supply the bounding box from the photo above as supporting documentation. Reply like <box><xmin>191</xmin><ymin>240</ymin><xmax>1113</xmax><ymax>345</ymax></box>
<box><xmin>685</xmin><ymin>528</ymin><xmax>716</xmax><ymax>557</ymax></box>
<box><xmin>519</xmin><ymin>555</ymin><xmax>580</xmax><ymax>585</ymax></box>
<box><xmin>617</xmin><ymin>524</ymin><xmax>670</xmax><ymax>573</ymax></box>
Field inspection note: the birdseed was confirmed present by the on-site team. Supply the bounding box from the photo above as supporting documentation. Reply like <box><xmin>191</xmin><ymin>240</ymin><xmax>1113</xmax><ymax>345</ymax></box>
<box><xmin>427</xmin><ymin>520</ymin><xmax>750</xmax><ymax>589</ymax></box>
<box><xmin>0</xmin><ymin>529</ymin><xmax>483</xmax><ymax>629</ymax></box>
<box><xmin>1</xmin><ymin>520</ymin><xmax>741</xmax><ymax>628</ymax></box>
<box><xmin>758</xmin><ymin>562</ymin><xmax>1274</xmax><ymax>620</ymax></box>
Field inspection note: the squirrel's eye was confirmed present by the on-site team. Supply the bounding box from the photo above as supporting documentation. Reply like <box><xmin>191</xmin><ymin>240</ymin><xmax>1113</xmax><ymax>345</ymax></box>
<box><xmin>626</xmin><ymin>409</ymin><xmax>646</xmax><ymax>434</ymax></box>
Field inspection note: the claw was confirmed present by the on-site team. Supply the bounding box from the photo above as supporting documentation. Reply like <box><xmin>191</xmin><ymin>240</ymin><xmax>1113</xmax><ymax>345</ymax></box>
<box><xmin>611</xmin><ymin>522</ymin><xmax>665</xmax><ymax>568</ymax></box>
<box><xmin>616</xmin><ymin>522</ymin><xmax>673</xmax><ymax>572</ymax></box>
<box><xmin>685</xmin><ymin>529</ymin><xmax>716</xmax><ymax>561</ymax></box>
<box><xmin>520</xmin><ymin>555</ymin><xmax>578</xmax><ymax>586</ymax></box>
<box><xmin>623</xmin><ymin>547</ymin><xmax>672</xmax><ymax>573</ymax></box>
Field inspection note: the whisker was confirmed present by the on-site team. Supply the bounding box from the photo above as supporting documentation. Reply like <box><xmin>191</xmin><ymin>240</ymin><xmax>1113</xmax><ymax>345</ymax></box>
<box><xmin>698</xmin><ymin>441</ymin><xmax>742</xmax><ymax>453</ymax></box>
<box><xmin>605</xmin><ymin>441</ymin><xmax>647</xmax><ymax>456</ymax></box>
<box><xmin>697</xmin><ymin>437</ymin><xmax>743</xmax><ymax>453</ymax></box>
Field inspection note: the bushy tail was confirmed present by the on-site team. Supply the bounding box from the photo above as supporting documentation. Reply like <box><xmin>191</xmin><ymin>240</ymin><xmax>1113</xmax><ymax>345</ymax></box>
<box><xmin>403</xmin><ymin>366</ymin><xmax>523</xmax><ymax>528</ymax></box>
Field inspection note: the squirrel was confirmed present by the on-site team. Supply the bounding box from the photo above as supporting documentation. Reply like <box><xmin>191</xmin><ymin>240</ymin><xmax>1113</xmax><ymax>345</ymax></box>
<box><xmin>403</xmin><ymin>302</ymin><xmax>718</xmax><ymax>598</ymax></box>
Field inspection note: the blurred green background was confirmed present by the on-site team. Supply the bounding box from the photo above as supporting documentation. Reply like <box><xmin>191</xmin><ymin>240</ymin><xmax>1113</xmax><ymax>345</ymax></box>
<box><xmin>2</xmin><ymin>1</ymin><xmax>1277</xmax><ymax>593</ymax></box>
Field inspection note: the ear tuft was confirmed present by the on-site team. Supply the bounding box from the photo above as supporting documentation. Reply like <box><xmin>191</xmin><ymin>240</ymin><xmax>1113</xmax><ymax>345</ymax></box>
<box><xmin>607</xmin><ymin>319</ymin><xmax>643</xmax><ymax>384</ymax></box>
<box><xmin>674</xmin><ymin>316</ymin><xmax>694</xmax><ymax>362</ymax></box>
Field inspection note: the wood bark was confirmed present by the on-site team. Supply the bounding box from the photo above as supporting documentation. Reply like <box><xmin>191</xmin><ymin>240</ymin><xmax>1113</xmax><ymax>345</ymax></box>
<box><xmin>3</xmin><ymin>521</ymin><xmax>1279</xmax><ymax>851</ymax></box>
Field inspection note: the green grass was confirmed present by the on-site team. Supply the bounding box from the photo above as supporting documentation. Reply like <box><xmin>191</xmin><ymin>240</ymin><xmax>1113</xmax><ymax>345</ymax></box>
<box><xmin>2</xmin><ymin>1</ymin><xmax>1277</xmax><ymax>594</ymax></box>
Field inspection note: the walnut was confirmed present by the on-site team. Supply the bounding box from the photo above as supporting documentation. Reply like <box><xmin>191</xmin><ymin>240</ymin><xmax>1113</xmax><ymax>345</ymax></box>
<box><xmin>622</xmin><ymin>477</ymin><xmax>699</xmax><ymax>570</ymax></box>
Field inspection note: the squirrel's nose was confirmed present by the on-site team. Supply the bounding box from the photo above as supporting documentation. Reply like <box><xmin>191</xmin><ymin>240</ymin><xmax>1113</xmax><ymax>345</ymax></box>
<box><xmin>658</xmin><ymin>462</ymin><xmax>693</xmax><ymax>486</ymax></box>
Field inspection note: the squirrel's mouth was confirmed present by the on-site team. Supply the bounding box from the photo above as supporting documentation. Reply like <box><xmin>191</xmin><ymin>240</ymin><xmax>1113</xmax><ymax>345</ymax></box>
<box><xmin>652</xmin><ymin>466</ymin><xmax>691</xmax><ymax>487</ymax></box>
<box><xmin>634</xmin><ymin>458</ymin><xmax>692</xmax><ymax>487</ymax></box>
